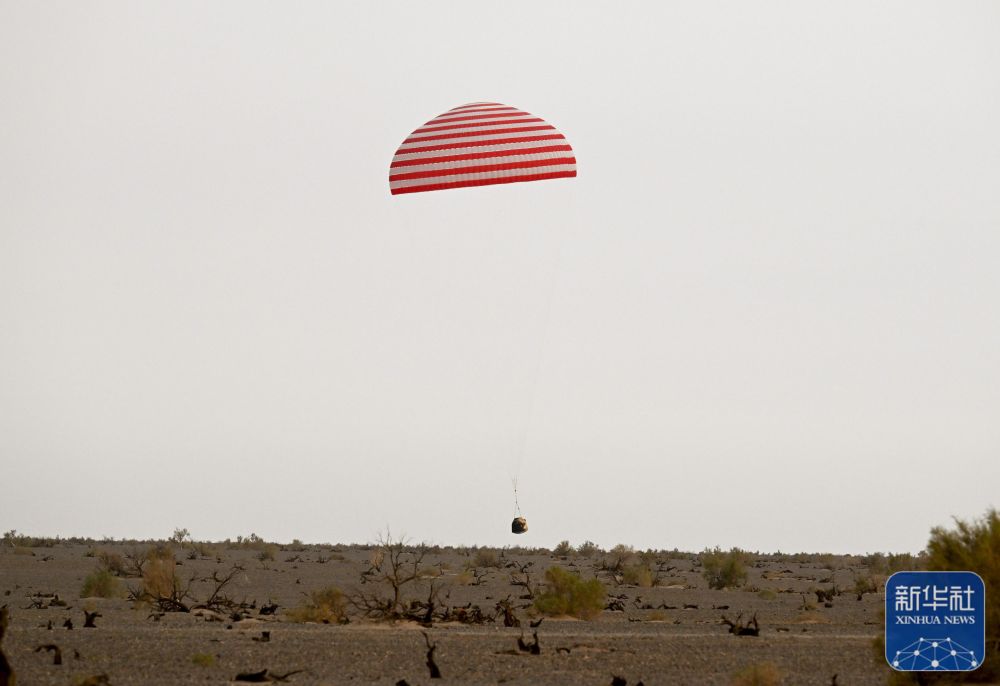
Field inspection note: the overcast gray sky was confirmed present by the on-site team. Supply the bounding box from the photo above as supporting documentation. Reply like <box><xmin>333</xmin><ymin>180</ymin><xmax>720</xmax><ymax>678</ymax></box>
<box><xmin>2</xmin><ymin>1</ymin><xmax>998</xmax><ymax>553</ymax></box>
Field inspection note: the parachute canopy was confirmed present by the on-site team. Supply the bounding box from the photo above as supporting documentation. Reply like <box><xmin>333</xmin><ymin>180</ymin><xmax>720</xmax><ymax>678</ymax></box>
<box><xmin>389</xmin><ymin>102</ymin><xmax>576</xmax><ymax>195</ymax></box>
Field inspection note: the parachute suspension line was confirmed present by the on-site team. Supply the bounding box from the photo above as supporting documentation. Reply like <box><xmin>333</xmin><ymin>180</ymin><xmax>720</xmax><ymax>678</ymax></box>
<box><xmin>512</xmin><ymin>477</ymin><xmax>522</xmax><ymax>517</ymax></box>
<box><xmin>508</xmin><ymin>205</ymin><xmax>574</xmax><ymax>500</ymax></box>
<box><xmin>515</xmin><ymin>218</ymin><xmax>570</xmax><ymax>465</ymax></box>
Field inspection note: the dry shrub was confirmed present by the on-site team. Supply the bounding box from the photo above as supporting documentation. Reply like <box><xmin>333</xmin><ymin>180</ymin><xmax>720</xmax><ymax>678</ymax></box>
<box><xmin>286</xmin><ymin>586</ymin><xmax>347</xmax><ymax>624</ymax></box>
<box><xmin>731</xmin><ymin>662</ymin><xmax>782</xmax><ymax>686</ymax></box>
<box><xmin>191</xmin><ymin>542</ymin><xmax>219</xmax><ymax>558</ymax></box>
<box><xmin>148</xmin><ymin>543</ymin><xmax>174</xmax><ymax>560</ymax></box>
<box><xmin>255</xmin><ymin>545</ymin><xmax>277</xmax><ymax>562</ymax></box>
<box><xmin>576</xmin><ymin>541</ymin><xmax>600</xmax><ymax>558</ymax></box>
<box><xmin>97</xmin><ymin>550</ymin><xmax>126</xmax><ymax>576</ymax></box>
<box><xmin>80</xmin><ymin>570</ymin><xmax>125</xmax><ymax>598</ymax></box>
<box><xmin>534</xmin><ymin>567</ymin><xmax>605</xmax><ymax>620</ymax></box>
<box><xmin>142</xmin><ymin>557</ymin><xmax>179</xmax><ymax>599</ymax></box>
<box><xmin>472</xmin><ymin>548</ymin><xmax>501</xmax><ymax>568</ymax></box>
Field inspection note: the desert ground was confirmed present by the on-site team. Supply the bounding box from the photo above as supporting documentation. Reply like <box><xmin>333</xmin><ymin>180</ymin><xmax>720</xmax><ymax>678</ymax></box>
<box><xmin>0</xmin><ymin>539</ymin><xmax>897</xmax><ymax>685</ymax></box>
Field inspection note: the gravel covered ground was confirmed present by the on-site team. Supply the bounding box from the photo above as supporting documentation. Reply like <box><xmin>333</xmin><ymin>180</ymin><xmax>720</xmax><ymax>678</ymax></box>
<box><xmin>0</xmin><ymin>543</ymin><xmax>893</xmax><ymax>685</ymax></box>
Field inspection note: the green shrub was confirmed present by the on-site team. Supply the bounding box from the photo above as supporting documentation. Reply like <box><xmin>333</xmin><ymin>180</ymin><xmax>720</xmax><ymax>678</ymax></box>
<box><xmin>701</xmin><ymin>547</ymin><xmax>749</xmax><ymax>590</ymax></box>
<box><xmin>534</xmin><ymin>567</ymin><xmax>605</xmax><ymax>620</ymax></box>
<box><xmin>553</xmin><ymin>540</ymin><xmax>573</xmax><ymax>556</ymax></box>
<box><xmin>80</xmin><ymin>569</ymin><xmax>124</xmax><ymax>598</ymax></box>
<box><xmin>923</xmin><ymin>509</ymin><xmax>999</xmax><ymax>682</ymax></box>
<box><xmin>853</xmin><ymin>574</ymin><xmax>879</xmax><ymax>598</ymax></box>
<box><xmin>285</xmin><ymin>586</ymin><xmax>347</xmax><ymax>624</ymax></box>
<box><xmin>887</xmin><ymin>552</ymin><xmax>920</xmax><ymax>573</ymax></box>
<box><xmin>622</xmin><ymin>563</ymin><xmax>654</xmax><ymax>587</ymax></box>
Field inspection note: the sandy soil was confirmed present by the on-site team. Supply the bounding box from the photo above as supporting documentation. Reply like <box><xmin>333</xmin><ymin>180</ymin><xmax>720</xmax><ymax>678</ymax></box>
<box><xmin>0</xmin><ymin>543</ymin><xmax>893</xmax><ymax>685</ymax></box>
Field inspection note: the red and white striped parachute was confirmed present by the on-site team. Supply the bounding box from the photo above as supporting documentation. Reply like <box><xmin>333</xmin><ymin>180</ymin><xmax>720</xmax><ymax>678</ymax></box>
<box><xmin>389</xmin><ymin>102</ymin><xmax>576</xmax><ymax>195</ymax></box>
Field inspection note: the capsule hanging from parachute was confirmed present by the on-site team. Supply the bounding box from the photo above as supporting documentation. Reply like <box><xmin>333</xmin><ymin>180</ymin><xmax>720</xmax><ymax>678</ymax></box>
<box><xmin>390</xmin><ymin>102</ymin><xmax>577</xmax><ymax>534</ymax></box>
<box><xmin>389</xmin><ymin>102</ymin><xmax>576</xmax><ymax>195</ymax></box>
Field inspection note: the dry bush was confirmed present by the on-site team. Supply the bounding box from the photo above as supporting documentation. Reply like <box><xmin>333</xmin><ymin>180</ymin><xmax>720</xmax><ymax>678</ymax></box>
<box><xmin>534</xmin><ymin>567</ymin><xmax>605</xmax><ymax>620</ymax></box>
<box><xmin>353</xmin><ymin>530</ymin><xmax>432</xmax><ymax>619</ymax></box>
<box><xmin>80</xmin><ymin>570</ymin><xmax>125</xmax><ymax>599</ymax></box>
<box><xmin>286</xmin><ymin>586</ymin><xmax>347</xmax><ymax>624</ymax></box>
<box><xmin>255</xmin><ymin>545</ymin><xmax>278</xmax><ymax>563</ymax></box>
<box><xmin>731</xmin><ymin>662</ymin><xmax>782</xmax><ymax>686</ymax></box>
<box><xmin>148</xmin><ymin>543</ymin><xmax>174</xmax><ymax>560</ymax></box>
<box><xmin>701</xmin><ymin>547</ymin><xmax>750</xmax><ymax>589</ymax></box>
<box><xmin>97</xmin><ymin>550</ymin><xmax>127</xmax><ymax>576</ymax></box>
<box><xmin>453</xmin><ymin>571</ymin><xmax>472</xmax><ymax>585</ymax></box>
<box><xmin>142</xmin><ymin>557</ymin><xmax>183</xmax><ymax>602</ymax></box>
<box><xmin>472</xmin><ymin>548</ymin><xmax>501</xmax><ymax>568</ymax></box>
<box><xmin>191</xmin><ymin>542</ymin><xmax>219</xmax><ymax>558</ymax></box>
<box><xmin>576</xmin><ymin>541</ymin><xmax>601</xmax><ymax>558</ymax></box>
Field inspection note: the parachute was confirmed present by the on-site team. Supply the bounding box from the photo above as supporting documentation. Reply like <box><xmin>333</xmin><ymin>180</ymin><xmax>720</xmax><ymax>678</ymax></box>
<box><xmin>389</xmin><ymin>102</ymin><xmax>576</xmax><ymax>195</ymax></box>
<box><xmin>390</xmin><ymin>102</ymin><xmax>577</xmax><ymax>534</ymax></box>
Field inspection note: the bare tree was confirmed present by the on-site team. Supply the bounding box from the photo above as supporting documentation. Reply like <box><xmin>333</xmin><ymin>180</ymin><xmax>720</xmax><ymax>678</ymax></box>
<box><xmin>352</xmin><ymin>529</ymin><xmax>431</xmax><ymax>619</ymax></box>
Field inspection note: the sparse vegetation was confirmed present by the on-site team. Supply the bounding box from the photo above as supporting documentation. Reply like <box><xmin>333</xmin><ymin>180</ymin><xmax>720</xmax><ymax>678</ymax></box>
<box><xmin>731</xmin><ymin>662</ymin><xmax>781</xmax><ymax>686</ymax></box>
<box><xmin>534</xmin><ymin>567</ymin><xmax>605</xmax><ymax>620</ymax></box>
<box><xmin>80</xmin><ymin>570</ymin><xmax>125</xmax><ymax>599</ymax></box>
<box><xmin>701</xmin><ymin>547</ymin><xmax>749</xmax><ymax>589</ymax></box>
<box><xmin>286</xmin><ymin>586</ymin><xmax>348</xmax><ymax>624</ymax></box>
<box><xmin>576</xmin><ymin>541</ymin><xmax>600</xmax><ymax>557</ymax></box>
<box><xmin>191</xmin><ymin>653</ymin><xmax>214</xmax><ymax>667</ymax></box>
